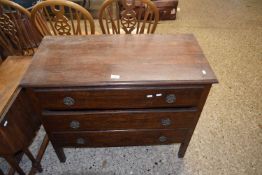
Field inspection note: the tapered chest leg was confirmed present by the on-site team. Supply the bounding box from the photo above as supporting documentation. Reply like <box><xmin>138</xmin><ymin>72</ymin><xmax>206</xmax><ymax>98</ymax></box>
<box><xmin>178</xmin><ymin>142</ymin><xmax>190</xmax><ymax>158</ymax></box>
<box><xmin>178</xmin><ymin>129</ymin><xmax>194</xmax><ymax>158</ymax></box>
<box><xmin>178</xmin><ymin>143</ymin><xmax>187</xmax><ymax>158</ymax></box>
<box><xmin>178</xmin><ymin>86</ymin><xmax>212</xmax><ymax>158</ymax></box>
<box><xmin>53</xmin><ymin>146</ymin><xmax>66</xmax><ymax>163</ymax></box>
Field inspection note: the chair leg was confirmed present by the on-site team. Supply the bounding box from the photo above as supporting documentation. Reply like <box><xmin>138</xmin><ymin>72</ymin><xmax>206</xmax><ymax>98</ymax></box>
<box><xmin>23</xmin><ymin>148</ymin><xmax>42</xmax><ymax>173</ymax></box>
<box><xmin>4</xmin><ymin>155</ymin><xmax>25</xmax><ymax>175</ymax></box>
<box><xmin>7</xmin><ymin>151</ymin><xmax>24</xmax><ymax>175</ymax></box>
<box><xmin>29</xmin><ymin>134</ymin><xmax>49</xmax><ymax>175</ymax></box>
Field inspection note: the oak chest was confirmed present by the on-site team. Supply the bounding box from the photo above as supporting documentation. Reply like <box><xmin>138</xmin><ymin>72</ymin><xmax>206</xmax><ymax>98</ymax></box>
<box><xmin>20</xmin><ymin>34</ymin><xmax>218</xmax><ymax>162</ymax></box>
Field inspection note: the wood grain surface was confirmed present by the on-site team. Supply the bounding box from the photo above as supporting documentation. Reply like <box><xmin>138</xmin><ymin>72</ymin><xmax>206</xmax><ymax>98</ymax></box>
<box><xmin>34</xmin><ymin>86</ymin><xmax>204</xmax><ymax>110</ymax></box>
<box><xmin>42</xmin><ymin>108</ymin><xmax>197</xmax><ymax>131</ymax></box>
<box><xmin>0</xmin><ymin>56</ymin><xmax>31</xmax><ymax>118</ymax></box>
<box><xmin>51</xmin><ymin>129</ymin><xmax>188</xmax><ymax>147</ymax></box>
<box><xmin>21</xmin><ymin>34</ymin><xmax>218</xmax><ymax>88</ymax></box>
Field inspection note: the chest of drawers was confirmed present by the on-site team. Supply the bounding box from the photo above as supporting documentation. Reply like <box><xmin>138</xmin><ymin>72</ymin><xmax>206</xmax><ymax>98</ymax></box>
<box><xmin>21</xmin><ymin>34</ymin><xmax>218</xmax><ymax>162</ymax></box>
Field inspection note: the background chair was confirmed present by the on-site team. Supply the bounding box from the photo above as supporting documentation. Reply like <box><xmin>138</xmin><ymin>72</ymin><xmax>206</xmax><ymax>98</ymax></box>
<box><xmin>0</xmin><ymin>0</ymin><xmax>41</xmax><ymax>57</ymax></box>
<box><xmin>98</xmin><ymin>0</ymin><xmax>159</xmax><ymax>34</ymax></box>
<box><xmin>31</xmin><ymin>0</ymin><xmax>95</xmax><ymax>36</ymax></box>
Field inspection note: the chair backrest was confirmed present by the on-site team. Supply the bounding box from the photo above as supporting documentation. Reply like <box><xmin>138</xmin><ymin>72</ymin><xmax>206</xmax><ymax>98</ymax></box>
<box><xmin>99</xmin><ymin>0</ymin><xmax>159</xmax><ymax>34</ymax></box>
<box><xmin>0</xmin><ymin>0</ymin><xmax>41</xmax><ymax>56</ymax></box>
<box><xmin>31</xmin><ymin>0</ymin><xmax>95</xmax><ymax>36</ymax></box>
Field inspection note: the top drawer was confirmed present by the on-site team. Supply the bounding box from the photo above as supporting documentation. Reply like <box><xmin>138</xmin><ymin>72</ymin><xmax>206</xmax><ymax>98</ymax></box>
<box><xmin>34</xmin><ymin>86</ymin><xmax>204</xmax><ymax>110</ymax></box>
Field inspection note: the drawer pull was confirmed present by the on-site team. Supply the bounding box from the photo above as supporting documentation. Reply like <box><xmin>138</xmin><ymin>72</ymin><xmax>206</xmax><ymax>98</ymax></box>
<box><xmin>161</xmin><ymin>118</ymin><xmax>171</xmax><ymax>126</ymax></box>
<box><xmin>63</xmin><ymin>97</ymin><xmax>75</xmax><ymax>106</ymax></box>
<box><xmin>76</xmin><ymin>138</ymin><xmax>86</xmax><ymax>145</ymax></box>
<box><xmin>70</xmin><ymin>120</ymin><xmax>80</xmax><ymax>129</ymax></box>
<box><xmin>166</xmin><ymin>94</ymin><xmax>176</xmax><ymax>104</ymax></box>
<box><xmin>159</xmin><ymin>136</ymin><xmax>167</xmax><ymax>142</ymax></box>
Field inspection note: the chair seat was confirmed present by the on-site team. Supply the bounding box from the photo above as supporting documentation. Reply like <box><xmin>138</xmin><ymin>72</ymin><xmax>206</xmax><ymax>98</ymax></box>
<box><xmin>0</xmin><ymin>56</ymin><xmax>32</xmax><ymax>117</ymax></box>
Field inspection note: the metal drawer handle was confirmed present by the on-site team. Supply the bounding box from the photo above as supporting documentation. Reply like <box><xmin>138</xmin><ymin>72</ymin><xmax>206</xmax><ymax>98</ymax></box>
<box><xmin>70</xmin><ymin>120</ymin><xmax>80</xmax><ymax>129</ymax></box>
<box><xmin>159</xmin><ymin>136</ymin><xmax>167</xmax><ymax>142</ymax></box>
<box><xmin>63</xmin><ymin>97</ymin><xmax>75</xmax><ymax>106</ymax></box>
<box><xmin>166</xmin><ymin>94</ymin><xmax>176</xmax><ymax>104</ymax></box>
<box><xmin>76</xmin><ymin>138</ymin><xmax>86</xmax><ymax>145</ymax></box>
<box><xmin>161</xmin><ymin>118</ymin><xmax>171</xmax><ymax>126</ymax></box>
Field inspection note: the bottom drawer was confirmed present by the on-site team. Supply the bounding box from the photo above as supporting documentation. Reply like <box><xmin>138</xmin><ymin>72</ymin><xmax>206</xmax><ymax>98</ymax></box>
<box><xmin>52</xmin><ymin>129</ymin><xmax>187</xmax><ymax>147</ymax></box>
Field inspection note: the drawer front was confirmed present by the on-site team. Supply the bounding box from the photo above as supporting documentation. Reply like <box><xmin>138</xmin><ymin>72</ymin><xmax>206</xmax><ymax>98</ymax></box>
<box><xmin>35</xmin><ymin>86</ymin><xmax>203</xmax><ymax>110</ymax></box>
<box><xmin>0</xmin><ymin>90</ymin><xmax>40</xmax><ymax>154</ymax></box>
<box><xmin>42</xmin><ymin>109</ymin><xmax>197</xmax><ymax>132</ymax></box>
<box><xmin>51</xmin><ymin>129</ymin><xmax>187</xmax><ymax>147</ymax></box>
<box><xmin>0</xmin><ymin>112</ymin><xmax>23</xmax><ymax>154</ymax></box>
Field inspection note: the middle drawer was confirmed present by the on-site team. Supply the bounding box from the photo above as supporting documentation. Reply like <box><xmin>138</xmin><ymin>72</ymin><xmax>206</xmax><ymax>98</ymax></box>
<box><xmin>42</xmin><ymin>108</ymin><xmax>197</xmax><ymax>132</ymax></box>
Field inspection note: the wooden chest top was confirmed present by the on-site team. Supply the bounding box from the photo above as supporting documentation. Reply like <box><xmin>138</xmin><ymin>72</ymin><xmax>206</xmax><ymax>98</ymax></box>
<box><xmin>21</xmin><ymin>34</ymin><xmax>218</xmax><ymax>87</ymax></box>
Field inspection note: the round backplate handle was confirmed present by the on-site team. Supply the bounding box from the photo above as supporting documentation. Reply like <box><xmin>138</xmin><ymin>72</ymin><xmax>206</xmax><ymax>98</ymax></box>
<box><xmin>159</xmin><ymin>136</ymin><xmax>167</xmax><ymax>142</ymax></box>
<box><xmin>76</xmin><ymin>138</ymin><xmax>86</xmax><ymax>145</ymax></box>
<box><xmin>161</xmin><ymin>118</ymin><xmax>171</xmax><ymax>126</ymax></box>
<box><xmin>70</xmin><ymin>120</ymin><xmax>80</xmax><ymax>129</ymax></box>
<box><xmin>166</xmin><ymin>94</ymin><xmax>176</xmax><ymax>104</ymax></box>
<box><xmin>63</xmin><ymin>97</ymin><xmax>75</xmax><ymax>106</ymax></box>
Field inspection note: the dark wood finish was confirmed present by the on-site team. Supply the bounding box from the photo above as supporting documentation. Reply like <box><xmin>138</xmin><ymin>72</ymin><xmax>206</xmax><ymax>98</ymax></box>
<box><xmin>42</xmin><ymin>108</ymin><xmax>197</xmax><ymax>131</ymax></box>
<box><xmin>20</xmin><ymin>34</ymin><xmax>218</xmax><ymax>161</ymax></box>
<box><xmin>178</xmin><ymin>85</ymin><xmax>211</xmax><ymax>158</ymax></box>
<box><xmin>21</xmin><ymin>35</ymin><xmax>218</xmax><ymax>87</ymax></box>
<box><xmin>0</xmin><ymin>56</ymin><xmax>39</xmax><ymax>155</ymax></box>
<box><xmin>7</xmin><ymin>151</ymin><xmax>23</xmax><ymax>175</ymax></box>
<box><xmin>0</xmin><ymin>56</ymin><xmax>31</xmax><ymax>116</ymax></box>
<box><xmin>35</xmin><ymin>86</ymin><xmax>203</xmax><ymax>110</ymax></box>
<box><xmin>3</xmin><ymin>155</ymin><xmax>25</xmax><ymax>175</ymax></box>
<box><xmin>23</xmin><ymin>148</ymin><xmax>42</xmax><ymax>173</ymax></box>
<box><xmin>52</xmin><ymin>129</ymin><xmax>187</xmax><ymax>147</ymax></box>
<box><xmin>52</xmin><ymin>146</ymin><xmax>66</xmax><ymax>163</ymax></box>
<box><xmin>0</xmin><ymin>56</ymin><xmax>48</xmax><ymax>175</ymax></box>
<box><xmin>0</xmin><ymin>88</ymin><xmax>39</xmax><ymax>155</ymax></box>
